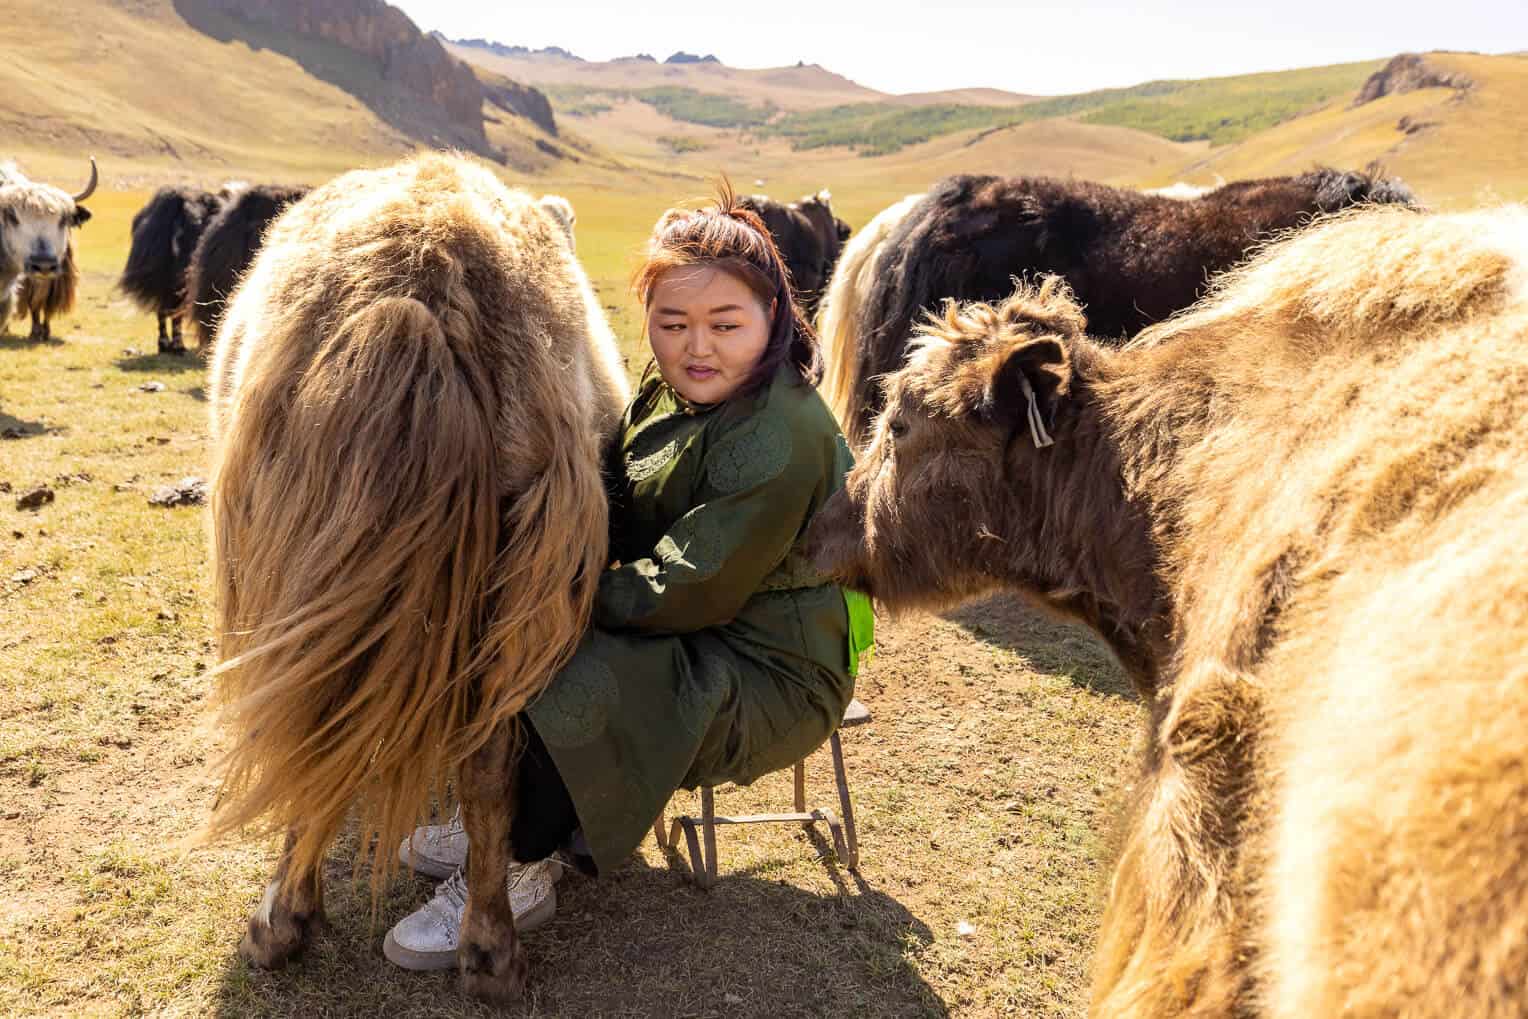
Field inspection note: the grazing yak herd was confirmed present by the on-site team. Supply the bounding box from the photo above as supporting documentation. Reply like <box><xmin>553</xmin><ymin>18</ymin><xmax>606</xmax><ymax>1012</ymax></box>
<box><xmin>5</xmin><ymin>150</ymin><xmax>1525</xmax><ymax>1016</ymax></box>
<box><xmin>119</xmin><ymin>182</ymin><xmax>310</xmax><ymax>353</ymax></box>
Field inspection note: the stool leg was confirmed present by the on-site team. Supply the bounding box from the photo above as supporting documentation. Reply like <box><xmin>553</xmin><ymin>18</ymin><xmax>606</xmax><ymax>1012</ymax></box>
<box><xmin>793</xmin><ymin>760</ymin><xmax>807</xmax><ymax>820</ymax></box>
<box><xmin>701</xmin><ymin>785</ymin><xmax>718</xmax><ymax>887</ymax></box>
<box><xmin>653</xmin><ymin>801</ymin><xmax>669</xmax><ymax>849</ymax></box>
<box><xmin>830</xmin><ymin>731</ymin><xmax>859</xmax><ymax>871</ymax></box>
<box><xmin>680</xmin><ymin>817</ymin><xmax>706</xmax><ymax>887</ymax></box>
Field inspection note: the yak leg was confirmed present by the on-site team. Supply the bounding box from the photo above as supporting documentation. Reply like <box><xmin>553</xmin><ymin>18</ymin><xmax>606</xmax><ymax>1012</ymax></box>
<box><xmin>458</xmin><ymin>722</ymin><xmax>528</xmax><ymax>1003</ymax></box>
<box><xmin>239</xmin><ymin>828</ymin><xmax>327</xmax><ymax>970</ymax></box>
<box><xmin>156</xmin><ymin>311</ymin><xmax>170</xmax><ymax>347</ymax></box>
<box><xmin>29</xmin><ymin>307</ymin><xmax>44</xmax><ymax>341</ymax></box>
<box><xmin>164</xmin><ymin>312</ymin><xmax>187</xmax><ymax>355</ymax></box>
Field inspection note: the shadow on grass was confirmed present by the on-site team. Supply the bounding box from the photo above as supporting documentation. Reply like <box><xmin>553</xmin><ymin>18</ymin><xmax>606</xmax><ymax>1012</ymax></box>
<box><xmin>0</xmin><ymin>408</ymin><xmax>59</xmax><ymax>439</ymax></box>
<box><xmin>944</xmin><ymin>594</ymin><xmax>1136</xmax><ymax>700</ymax></box>
<box><xmin>115</xmin><ymin>352</ymin><xmax>205</xmax><ymax>375</ymax></box>
<box><xmin>211</xmin><ymin>854</ymin><xmax>946</xmax><ymax>1018</ymax></box>
<box><xmin>0</xmin><ymin>332</ymin><xmax>65</xmax><ymax>352</ymax></box>
<box><xmin>184</xmin><ymin>386</ymin><xmax>208</xmax><ymax>403</ymax></box>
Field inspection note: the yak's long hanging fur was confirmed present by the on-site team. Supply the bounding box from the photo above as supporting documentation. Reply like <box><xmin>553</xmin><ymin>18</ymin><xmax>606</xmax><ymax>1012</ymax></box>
<box><xmin>201</xmin><ymin>153</ymin><xmax>627</xmax><ymax>890</ymax></box>
<box><xmin>816</xmin><ymin>193</ymin><xmax>923</xmax><ymax>431</ymax></box>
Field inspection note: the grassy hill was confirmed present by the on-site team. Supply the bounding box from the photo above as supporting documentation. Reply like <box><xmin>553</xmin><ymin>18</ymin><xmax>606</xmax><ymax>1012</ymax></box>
<box><xmin>1</xmin><ymin>2</ymin><xmax>1523</xmax><ymax>219</ymax></box>
<box><xmin>1174</xmin><ymin>52</ymin><xmax>1528</xmax><ymax>207</ymax></box>
<box><xmin>454</xmin><ymin>48</ymin><xmax>1386</xmax><ymax>158</ymax></box>
<box><xmin>0</xmin><ymin>0</ymin><xmax>592</xmax><ymax>189</ymax></box>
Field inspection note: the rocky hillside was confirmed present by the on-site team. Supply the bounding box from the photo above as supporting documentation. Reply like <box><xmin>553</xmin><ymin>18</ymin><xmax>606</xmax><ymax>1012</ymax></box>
<box><xmin>1353</xmin><ymin>52</ymin><xmax>1474</xmax><ymax>106</ymax></box>
<box><xmin>202</xmin><ymin>0</ymin><xmax>557</xmax><ymax>151</ymax></box>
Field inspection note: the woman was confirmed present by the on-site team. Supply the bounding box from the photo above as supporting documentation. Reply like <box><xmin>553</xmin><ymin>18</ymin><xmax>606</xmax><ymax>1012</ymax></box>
<box><xmin>385</xmin><ymin>188</ymin><xmax>874</xmax><ymax>971</ymax></box>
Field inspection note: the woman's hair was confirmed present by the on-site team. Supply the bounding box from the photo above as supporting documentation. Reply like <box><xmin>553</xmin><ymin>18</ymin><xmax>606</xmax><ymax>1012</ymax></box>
<box><xmin>633</xmin><ymin>180</ymin><xmax>822</xmax><ymax>396</ymax></box>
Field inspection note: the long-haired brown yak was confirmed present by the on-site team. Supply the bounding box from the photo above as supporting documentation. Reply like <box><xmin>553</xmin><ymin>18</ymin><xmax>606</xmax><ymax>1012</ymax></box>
<box><xmin>203</xmin><ymin>152</ymin><xmax>628</xmax><ymax>1002</ymax></box>
<box><xmin>832</xmin><ymin>167</ymin><xmax>1416</xmax><ymax>447</ymax></box>
<box><xmin>810</xmin><ymin>205</ymin><xmax>1528</xmax><ymax>1017</ymax></box>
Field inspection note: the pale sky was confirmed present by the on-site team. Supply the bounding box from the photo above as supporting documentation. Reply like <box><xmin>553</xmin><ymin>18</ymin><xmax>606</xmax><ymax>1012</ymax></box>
<box><xmin>396</xmin><ymin>1</ymin><xmax>1524</xmax><ymax>97</ymax></box>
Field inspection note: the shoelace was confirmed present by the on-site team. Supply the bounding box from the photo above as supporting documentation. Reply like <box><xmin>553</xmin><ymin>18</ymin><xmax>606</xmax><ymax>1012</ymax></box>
<box><xmin>433</xmin><ymin>867</ymin><xmax>469</xmax><ymax>916</ymax></box>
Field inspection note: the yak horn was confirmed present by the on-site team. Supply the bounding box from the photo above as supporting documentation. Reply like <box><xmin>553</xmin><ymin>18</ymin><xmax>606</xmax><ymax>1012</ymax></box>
<box><xmin>73</xmin><ymin>158</ymin><xmax>98</xmax><ymax>203</ymax></box>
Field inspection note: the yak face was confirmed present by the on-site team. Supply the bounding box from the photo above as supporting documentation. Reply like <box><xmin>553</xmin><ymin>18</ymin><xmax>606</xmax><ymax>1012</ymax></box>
<box><xmin>538</xmin><ymin>194</ymin><xmax>576</xmax><ymax>250</ymax></box>
<box><xmin>811</xmin><ymin>279</ymin><xmax>1082</xmax><ymax>612</ymax></box>
<box><xmin>0</xmin><ymin>160</ymin><xmax>95</xmax><ymax>278</ymax></box>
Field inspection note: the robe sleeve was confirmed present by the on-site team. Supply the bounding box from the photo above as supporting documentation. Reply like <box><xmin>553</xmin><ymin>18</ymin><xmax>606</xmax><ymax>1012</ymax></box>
<box><xmin>593</xmin><ymin>405</ymin><xmax>820</xmax><ymax>634</ymax></box>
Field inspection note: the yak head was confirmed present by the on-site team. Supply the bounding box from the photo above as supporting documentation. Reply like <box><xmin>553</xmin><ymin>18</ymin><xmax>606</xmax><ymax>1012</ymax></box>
<box><xmin>538</xmin><ymin>194</ymin><xmax>576</xmax><ymax>250</ymax></box>
<box><xmin>809</xmin><ymin>278</ymin><xmax>1084</xmax><ymax>613</ymax></box>
<box><xmin>0</xmin><ymin>158</ymin><xmax>96</xmax><ymax>278</ymax></box>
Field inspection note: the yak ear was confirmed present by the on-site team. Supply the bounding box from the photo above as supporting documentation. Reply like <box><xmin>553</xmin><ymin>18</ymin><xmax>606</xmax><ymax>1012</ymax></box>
<box><xmin>981</xmin><ymin>337</ymin><xmax>1072</xmax><ymax>447</ymax></box>
<box><xmin>71</xmin><ymin>206</ymin><xmax>92</xmax><ymax>227</ymax></box>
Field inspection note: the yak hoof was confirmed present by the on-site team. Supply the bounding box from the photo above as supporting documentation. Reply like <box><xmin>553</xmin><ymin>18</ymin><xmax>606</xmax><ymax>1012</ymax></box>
<box><xmin>238</xmin><ymin>899</ymin><xmax>326</xmax><ymax>970</ymax></box>
<box><xmin>459</xmin><ymin>936</ymin><xmax>529</xmax><ymax>1004</ymax></box>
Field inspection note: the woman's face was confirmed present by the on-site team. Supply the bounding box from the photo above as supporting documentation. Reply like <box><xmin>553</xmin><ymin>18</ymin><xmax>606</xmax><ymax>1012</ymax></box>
<box><xmin>647</xmin><ymin>265</ymin><xmax>774</xmax><ymax>404</ymax></box>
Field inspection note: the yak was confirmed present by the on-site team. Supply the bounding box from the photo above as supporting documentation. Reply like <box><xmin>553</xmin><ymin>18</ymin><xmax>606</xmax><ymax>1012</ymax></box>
<box><xmin>832</xmin><ymin>167</ymin><xmax>1416</xmax><ymax>446</ymax></box>
<box><xmin>809</xmin><ymin>205</ymin><xmax>1528</xmax><ymax>1017</ymax></box>
<box><xmin>120</xmin><ymin>185</ymin><xmax>230</xmax><ymax>353</ymax></box>
<box><xmin>818</xmin><ymin>192</ymin><xmax>924</xmax><ymax>431</ymax></box>
<box><xmin>203</xmin><ymin>153</ymin><xmax>628</xmax><ymax>1003</ymax></box>
<box><xmin>0</xmin><ymin>158</ymin><xmax>96</xmax><ymax>340</ymax></box>
<box><xmin>182</xmin><ymin>184</ymin><xmax>309</xmax><ymax>350</ymax></box>
<box><xmin>739</xmin><ymin>190</ymin><xmax>851</xmax><ymax>317</ymax></box>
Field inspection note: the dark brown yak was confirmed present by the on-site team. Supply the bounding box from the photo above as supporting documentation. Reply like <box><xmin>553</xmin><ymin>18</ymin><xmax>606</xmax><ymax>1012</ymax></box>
<box><xmin>182</xmin><ymin>183</ymin><xmax>309</xmax><ymax>350</ymax></box>
<box><xmin>119</xmin><ymin>185</ymin><xmax>229</xmax><ymax>353</ymax></box>
<box><xmin>739</xmin><ymin>190</ymin><xmax>851</xmax><ymax>317</ymax></box>
<box><xmin>204</xmin><ymin>153</ymin><xmax>627</xmax><ymax>1002</ymax></box>
<box><xmin>835</xmin><ymin>167</ymin><xmax>1415</xmax><ymax>447</ymax></box>
<box><xmin>810</xmin><ymin>205</ymin><xmax>1528</xmax><ymax>1017</ymax></box>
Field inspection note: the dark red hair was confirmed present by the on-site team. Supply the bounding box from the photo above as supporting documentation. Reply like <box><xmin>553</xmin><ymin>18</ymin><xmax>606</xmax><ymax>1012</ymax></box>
<box><xmin>633</xmin><ymin>181</ymin><xmax>822</xmax><ymax>397</ymax></box>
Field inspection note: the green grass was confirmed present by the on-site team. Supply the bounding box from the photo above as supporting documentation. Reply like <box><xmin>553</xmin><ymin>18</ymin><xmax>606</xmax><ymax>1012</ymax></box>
<box><xmin>544</xmin><ymin>84</ymin><xmax>773</xmax><ymax>129</ymax></box>
<box><xmin>764</xmin><ymin>103</ymin><xmax>1022</xmax><ymax>156</ymax></box>
<box><xmin>657</xmin><ymin>134</ymin><xmax>710</xmax><ymax>154</ymax></box>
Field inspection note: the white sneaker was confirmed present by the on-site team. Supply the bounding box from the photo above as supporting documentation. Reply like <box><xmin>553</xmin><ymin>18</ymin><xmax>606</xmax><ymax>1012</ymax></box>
<box><xmin>383</xmin><ymin>859</ymin><xmax>560</xmax><ymax>971</ymax></box>
<box><xmin>399</xmin><ymin>807</ymin><xmax>468</xmax><ymax>879</ymax></box>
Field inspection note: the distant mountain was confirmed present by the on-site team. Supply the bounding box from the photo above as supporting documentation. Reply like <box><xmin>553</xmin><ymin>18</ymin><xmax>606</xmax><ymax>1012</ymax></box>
<box><xmin>444</xmin><ymin>35</ymin><xmax>583</xmax><ymax>62</ymax></box>
<box><xmin>665</xmin><ymin>52</ymin><xmax>720</xmax><ymax>65</ymax></box>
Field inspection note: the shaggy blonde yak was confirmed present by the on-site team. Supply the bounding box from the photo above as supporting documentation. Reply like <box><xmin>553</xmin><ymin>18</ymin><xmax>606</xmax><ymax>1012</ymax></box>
<box><xmin>816</xmin><ymin>192</ymin><xmax>922</xmax><ymax>430</ymax></box>
<box><xmin>811</xmin><ymin>204</ymin><xmax>1528</xmax><ymax>1017</ymax></box>
<box><xmin>205</xmin><ymin>153</ymin><xmax>627</xmax><ymax>999</ymax></box>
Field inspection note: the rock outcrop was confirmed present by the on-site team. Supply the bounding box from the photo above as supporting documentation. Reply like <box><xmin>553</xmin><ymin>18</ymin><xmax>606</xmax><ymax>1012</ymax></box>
<box><xmin>201</xmin><ymin>0</ymin><xmax>558</xmax><ymax>148</ymax></box>
<box><xmin>1353</xmin><ymin>53</ymin><xmax>1473</xmax><ymax>107</ymax></box>
<box><xmin>485</xmin><ymin>80</ymin><xmax>558</xmax><ymax>137</ymax></box>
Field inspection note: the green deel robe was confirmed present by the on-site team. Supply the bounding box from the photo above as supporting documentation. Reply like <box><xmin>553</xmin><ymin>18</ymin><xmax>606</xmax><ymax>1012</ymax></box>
<box><xmin>526</xmin><ymin>363</ymin><xmax>861</xmax><ymax>874</ymax></box>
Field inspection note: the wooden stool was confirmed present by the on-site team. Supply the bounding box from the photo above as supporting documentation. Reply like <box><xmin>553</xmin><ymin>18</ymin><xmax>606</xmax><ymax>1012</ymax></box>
<box><xmin>654</xmin><ymin>698</ymin><xmax>872</xmax><ymax>888</ymax></box>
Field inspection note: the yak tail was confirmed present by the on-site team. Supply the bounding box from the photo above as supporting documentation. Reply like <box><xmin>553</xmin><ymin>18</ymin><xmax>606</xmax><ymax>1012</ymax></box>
<box><xmin>119</xmin><ymin>190</ymin><xmax>184</xmax><ymax>313</ymax></box>
<box><xmin>817</xmin><ymin>193</ymin><xmax>924</xmax><ymax>447</ymax></box>
<box><xmin>202</xmin><ymin>295</ymin><xmax>606</xmax><ymax>894</ymax></box>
